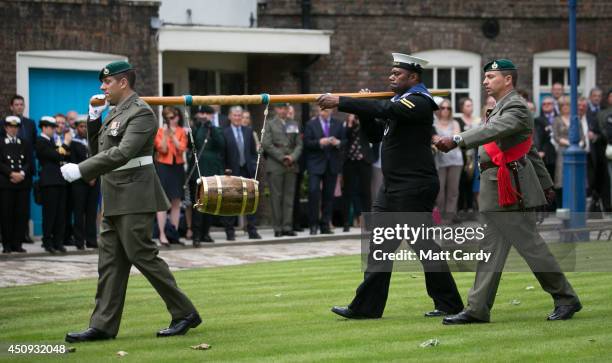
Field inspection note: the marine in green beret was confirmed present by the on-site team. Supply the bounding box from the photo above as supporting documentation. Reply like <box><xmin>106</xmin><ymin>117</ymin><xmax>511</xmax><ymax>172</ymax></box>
<box><xmin>63</xmin><ymin>61</ymin><xmax>201</xmax><ymax>343</ymax></box>
<box><xmin>98</xmin><ymin>61</ymin><xmax>133</xmax><ymax>81</ymax></box>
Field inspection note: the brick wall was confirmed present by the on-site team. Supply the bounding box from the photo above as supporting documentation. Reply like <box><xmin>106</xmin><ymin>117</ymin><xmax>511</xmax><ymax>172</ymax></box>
<box><xmin>254</xmin><ymin>0</ymin><xmax>612</xmax><ymax>111</ymax></box>
<box><xmin>0</xmin><ymin>0</ymin><xmax>159</xmax><ymax>116</ymax></box>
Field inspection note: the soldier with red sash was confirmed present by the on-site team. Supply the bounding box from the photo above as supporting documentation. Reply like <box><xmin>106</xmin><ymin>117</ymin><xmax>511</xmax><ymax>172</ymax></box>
<box><xmin>435</xmin><ymin>59</ymin><xmax>582</xmax><ymax>324</ymax></box>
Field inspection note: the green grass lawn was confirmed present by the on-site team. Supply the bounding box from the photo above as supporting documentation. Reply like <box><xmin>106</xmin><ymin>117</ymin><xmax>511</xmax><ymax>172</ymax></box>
<box><xmin>0</xmin><ymin>255</ymin><xmax>610</xmax><ymax>362</ymax></box>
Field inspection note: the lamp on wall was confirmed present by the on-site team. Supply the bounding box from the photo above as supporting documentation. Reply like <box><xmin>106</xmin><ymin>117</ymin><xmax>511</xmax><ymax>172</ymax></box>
<box><xmin>482</xmin><ymin>19</ymin><xmax>500</xmax><ymax>39</ymax></box>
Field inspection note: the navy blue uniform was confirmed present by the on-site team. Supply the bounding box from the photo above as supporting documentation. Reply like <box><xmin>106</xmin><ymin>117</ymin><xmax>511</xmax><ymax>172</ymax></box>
<box><xmin>337</xmin><ymin>89</ymin><xmax>464</xmax><ymax>317</ymax></box>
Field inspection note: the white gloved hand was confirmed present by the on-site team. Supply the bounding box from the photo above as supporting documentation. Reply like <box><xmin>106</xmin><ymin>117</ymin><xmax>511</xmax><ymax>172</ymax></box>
<box><xmin>89</xmin><ymin>94</ymin><xmax>109</xmax><ymax>120</ymax></box>
<box><xmin>60</xmin><ymin>163</ymin><xmax>82</xmax><ymax>183</ymax></box>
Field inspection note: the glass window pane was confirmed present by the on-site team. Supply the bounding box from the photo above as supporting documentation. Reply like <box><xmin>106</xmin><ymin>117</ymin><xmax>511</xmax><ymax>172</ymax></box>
<box><xmin>455</xmin><ymin>68</ymin><xmax>469</xmax><ymax>89</ymax></box>
<box><xmin>422</xmin><ymin>69</ymin><xmax>433</xmax><ymax>88</ymax></box>
<box><xmin>551</xmin><ymin>68</ymin><xmax>564</xmax><ymax>85</ymax></box>
<box><xmin>438</xmin><ymin>68</ymin><xmax>451</xmax><ymax>89</ymax></box>
<box><xmin>455</xmin><ymin>92</ymin><xmax>470</xmax><ymax>113</ymax></box>
<box><xmin>540</xmin><ymin>68</ymin><xmax>549</xmax><ymax>86</ymax></box>
<box><xmin>577</xmin><ymin>68</ymin><xmax>583</xmax><ymax>86</ymax></box>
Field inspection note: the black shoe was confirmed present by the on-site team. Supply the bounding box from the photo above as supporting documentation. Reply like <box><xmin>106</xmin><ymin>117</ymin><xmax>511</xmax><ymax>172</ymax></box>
<box><xmin>56</xmin><ymin>247</ymin><xmax>67</xmax><ymax>253</ymax></box>
<box><xmin>320</xmin><ymin>227</ymin><xmax>334</xmax><ymax>234</ymax></box>
<box><xmin>343</xmin><ymin>226</ymin><xmax>350</xmax><ymax>232</ymax></box>
<box><xmin>86</xmin><ymin>242</ymin><xmax>98</xmax><ymax>249</ymax></box>
<box><xmin>63</xmin><ymin>238</ymin><xmax>75</xmax><ymax>246</ymax></box>
<box><xmin>226</xmin><ymin>232</ymin><xmax>235</xmax><ymax>241</ymax></box>
<box><xmin>293</xmin><ymin>227</ymin><xmax>304</xmax><ymax>232</ymax></box>
<box><xmin>331</xmin><ymin>306</ymin><xmax>379</xmax><ymax>320</ymax></box>
<box><xmin>274</xmin><ymin>231</ymin><xmax>283</xmax><ymax>237</ymax></box>
<box><xmin>157</xmin><ymin>312</ymin><xmax>202</xmax><ymax>337</ymax></box>
<box><xmin>547</xmin><ymin>302</ymin><xmax>582</xmax><ymax>320</ymax></box>
<box><xmin>424</xmin><ymin>309</ymin><xmax>449</xmax><ymax>317</ymax></box>
<box><xmin>2</xmin><ymin>249</ymin><xmax>10</xmax><ymax>254</ymax></box>
<box><xmin>443</xmin><ymin>311</ymin><xmax>488</xmax><ymax>325</ymax></box>
<box><xmin>248</xmin><ymin>232</ymin><xmax>262</xmax><ymax>240</ymax></box>
<box><xmin>193</xmin><ymin>239</ymin><xmax>201</xmax><ymax>248</ymax></box>
<box><xmin>309</xmin><ymin>226</ymin><xmax>318</xmax><ymax>235</ymax></box>
<box><xmin>24</xmin><ymin>235</ymin><xmax>34</xmax><ymax>244</ymax></box>
<box><xmin>282</xmin><ymin>231</ymin><xmax>297</xmax><ymax>237</ymax></box>
<box><xmin>13</xmin><ymin>247</ymin><xmax>27</xmax><ymax>253</ymax></box>
<box><xmin>44</xmin><ymin>247</ymin><xmax>56</xmax><ymax>254</ymax></box>
<box><xmin>65</xmin><ymin>327</ymin><xmax>115</xmax><ymax>343</ymax></box>
<box><xmin>76</xmin><ymin>245</ymin><xmax>85</xmax><ymax>251</ymax></box>
<box><xmin>202</xmin><ymin>235</ymin><xmax>214</xmax><ymax>243</ymax></box>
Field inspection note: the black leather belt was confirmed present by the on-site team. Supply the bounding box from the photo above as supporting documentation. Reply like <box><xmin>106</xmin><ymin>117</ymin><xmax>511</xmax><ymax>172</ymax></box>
<box><xmin>479</xmin><ymin>156</ymin><xmax>527</xmax><ymax>172</ymax></box>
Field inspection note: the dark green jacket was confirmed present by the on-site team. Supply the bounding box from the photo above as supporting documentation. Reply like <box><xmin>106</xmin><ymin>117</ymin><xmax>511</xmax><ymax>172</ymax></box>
<box><xmin>193</xmin><ymin>122</ymin><xmax>225</xmax><ymax>177</ymax></box>
<box><xmin>79</xmin><ymin>92</ymin><xmax>170</xmax><ymax>216</ymax></box>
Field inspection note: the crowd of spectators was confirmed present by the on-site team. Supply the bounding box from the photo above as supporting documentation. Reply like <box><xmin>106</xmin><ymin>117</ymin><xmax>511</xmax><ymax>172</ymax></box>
<box><xmin>1</xmin><ymin>85</ymin><xmax>611</xmax><ymax>253</ymax></box>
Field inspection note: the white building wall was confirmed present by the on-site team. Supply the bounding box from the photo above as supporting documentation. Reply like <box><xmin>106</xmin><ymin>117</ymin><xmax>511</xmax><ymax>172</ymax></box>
<box><xmin>158</xmin><ymin>0</ymin><xmax>257</xmax><ymax>27</ymax></box>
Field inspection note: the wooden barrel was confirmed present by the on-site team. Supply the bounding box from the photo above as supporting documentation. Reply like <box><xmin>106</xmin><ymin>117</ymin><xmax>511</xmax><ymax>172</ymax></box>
<box><xmin>194</xmin><ymin>175</ymin><xmax>259</xmax><ymax>216</ymax></box>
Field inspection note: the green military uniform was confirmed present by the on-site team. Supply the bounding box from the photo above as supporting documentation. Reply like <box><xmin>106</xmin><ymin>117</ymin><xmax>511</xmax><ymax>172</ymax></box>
<box><xmin>193</xmin><ymin>122</ymin><xmax>225</xmax><ymax>177</ymax></box>
<box><xmin>78</xmin><ymin>66</ymin><xmax>197</xmax><ymax>335</ymax></box>
<box><xmin>454</xmin><ymin>60</ymin><xmax>579</xmax><ymax>321</ymax></box>
<box><xmin>262</xmin><ymin>114</ymin><xmax>303</xmax><ymax>233</ymax></box>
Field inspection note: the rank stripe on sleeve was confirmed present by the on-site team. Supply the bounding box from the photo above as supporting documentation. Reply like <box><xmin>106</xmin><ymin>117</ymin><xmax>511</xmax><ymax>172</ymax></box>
<box><xmin>400</xmin><ymin>98</ymin><xmax>415</xmax><ymax>109</ymax></box>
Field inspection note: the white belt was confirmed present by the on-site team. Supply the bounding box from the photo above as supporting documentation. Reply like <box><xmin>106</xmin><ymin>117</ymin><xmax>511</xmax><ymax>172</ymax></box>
<box><xmin>113</xmin><ymin>156</ymin><xmax>153</xmax><ymax>172</ymax></box>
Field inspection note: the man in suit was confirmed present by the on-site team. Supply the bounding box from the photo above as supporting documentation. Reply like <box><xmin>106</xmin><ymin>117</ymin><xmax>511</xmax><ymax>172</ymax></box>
<box><xmin>318</xmin><ymin>53</ymin><xmax>464</xmax><ymax>319</ymax></box>
<box><xmin>211</xmin><ymin>105</ymin><xmax>229</xmax><ymax>128</ymax></box>
<box><xmin>584</xmin><ymin>87</ymin><xmax>611</xmax><ymax>212</ymax></box>
<box><xmin>2</xmin><ymin>95</ymin><xmax>37</xmax><ymax>244</ymax></box>
<box><xmin>36</xmin><ymin>116</ymin><xmax>70</xmax><ymax>254</ymax></box>
<box><xmin>0</xmin><ymin>116</ymin><xmax>31</xmax><ymax>253</ymax></box>
<box><xmin>262</xmin><ymin>103</ymin><xmax>303</xmax><ymax>237</ymax></box>
<box><xmin>61</xmin><ymin>61</ymin><xmax>200</xmax><ymax>342</ymax></box>
<box><xmin>69</xmin><ymin>117</ymin><xmax>99</xmax><ymax>249</ymax></box>
<box><xmin>304</xmin><ymin>107</ymin><xmax>346</xmax><ymax>235</ymax></box>
<box><xmin>436</xmin><ymin>59</ymin><xmax>581</xmax><ymax>324</ymax></box>
<box><xmin>534</xmin><ymin>97</ymin><xmax>557</xmax><ymax>210</ymax></box>
<box><xmin>223</xmin><ymin>105</ymin><xmax>261</xmax><ymax>240</ymax></box>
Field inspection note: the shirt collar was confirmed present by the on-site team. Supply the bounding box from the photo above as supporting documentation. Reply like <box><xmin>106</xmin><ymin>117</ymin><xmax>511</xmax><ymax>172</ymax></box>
<box><xmin>41</xmin><ymin>133</ymin><xmax>51</xmax><ymax>141</ymax></box>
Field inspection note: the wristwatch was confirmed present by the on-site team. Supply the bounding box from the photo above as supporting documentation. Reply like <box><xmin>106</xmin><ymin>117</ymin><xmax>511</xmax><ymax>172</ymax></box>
<box><xmin>452</xmin><ymin>134</ymin><xmax>463</xmax><ymax>145</ymax></box>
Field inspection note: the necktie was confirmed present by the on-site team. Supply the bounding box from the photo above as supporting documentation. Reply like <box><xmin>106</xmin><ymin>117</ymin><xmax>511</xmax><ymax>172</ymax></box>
<box><xmin>236</xmin><ymin>127</ymin><xmax>245</xmax><ymax>166</ymax></box>
<box><xmin>323</xmin><ymin>120</ymin><xmax>330</xmax><ymax>137</ymax></box>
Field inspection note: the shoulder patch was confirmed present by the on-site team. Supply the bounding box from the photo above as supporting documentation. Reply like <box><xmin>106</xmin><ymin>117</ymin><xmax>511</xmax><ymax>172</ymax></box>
<box><xmin>399</xmin><ymin>98</ymin><xmax>415</xmax><ymax>109</ymax></box>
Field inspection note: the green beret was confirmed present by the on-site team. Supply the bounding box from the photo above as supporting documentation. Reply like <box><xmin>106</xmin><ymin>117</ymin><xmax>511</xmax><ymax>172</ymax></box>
<box><xmin>483</xmin><ymin>59</ymin><xmax>517</xmax><ymax>72</ymax></box>
<box><xmin>99</xmin><ymin>61</ymin><xmax>133</xmax><ymax>81</ymax></box>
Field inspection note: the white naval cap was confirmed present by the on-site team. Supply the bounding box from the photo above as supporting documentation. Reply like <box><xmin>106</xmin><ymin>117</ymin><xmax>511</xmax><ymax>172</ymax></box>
<box><xmin>39</xmin><ymin>116</ymin><xmax>58</xmax><ymax>128</ymax></box>
<box><xmin>392</xmin><ymin>53</ymin><xmax>429</xmax><ymax>73</ymax></box>
<box><xmin>4</xmin><ymin>115</ymin><xmax>21</xmax><ymax>126</ymax></box>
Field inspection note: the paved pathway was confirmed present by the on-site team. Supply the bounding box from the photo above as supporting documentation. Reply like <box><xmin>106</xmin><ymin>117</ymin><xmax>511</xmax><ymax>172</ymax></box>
<box><xmin>0</xmin><ymin>228</ymin><xmax>362</xmax><ymax>287</ymax></box>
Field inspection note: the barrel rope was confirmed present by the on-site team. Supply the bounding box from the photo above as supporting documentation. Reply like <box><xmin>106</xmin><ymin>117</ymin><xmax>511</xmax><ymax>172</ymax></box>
<box><xmin>254</xmin><ymin>93</ymin><xmax>270</xmax><ymax>181</ymax></box>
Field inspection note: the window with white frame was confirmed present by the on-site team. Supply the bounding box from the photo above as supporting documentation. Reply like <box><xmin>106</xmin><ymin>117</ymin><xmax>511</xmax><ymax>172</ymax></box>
<box><xmin>413</xmin><ymin>50</ymin><xmax>482</xmax><ymax>117</ymax></box>
<box><xmin>533</xmin><ymin>50</ymin><xmax>596</xmax><ymax>114</ymax></box>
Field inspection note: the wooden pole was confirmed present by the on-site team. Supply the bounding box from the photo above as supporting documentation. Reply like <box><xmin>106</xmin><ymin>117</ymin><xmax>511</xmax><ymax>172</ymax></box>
<box><xmin>140</xmin><ymin>90</ymin><xmax>449</xmax><ymax>106</ymax></box>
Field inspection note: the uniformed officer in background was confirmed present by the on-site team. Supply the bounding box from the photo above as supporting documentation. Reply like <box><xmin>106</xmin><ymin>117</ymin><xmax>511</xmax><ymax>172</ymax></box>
<box><xmin>36</xmin><ymin>116</ymin><xmax>70</xmax><ymax>254</ymax></box>
<box><xmin>262</xmin><ymin>102</ymin><xmax>303</xmax><ymax>237</ymax></box>
<box><xmin>191</xmin><ymin>105</ymin><xmax>226</xmax><ymax>245</ymax></box>
<box><xmin>61</xmin><ymin>61</ymin><xmax>200</xmax><ymax>342</ymax></box>
<box><xmin>0</xmin><ymin>116</ymin><xmax>31</xmax><ymax>253</ymax></box>
<box><xmin>317</xmin><ymin>53</ymin><xmax>464</xmax><ymax>320</ymax></box>
<box><xmin>69</xmin><ymin>116</ymin><xmax>99</xmax><ymax>249</ymax></box>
